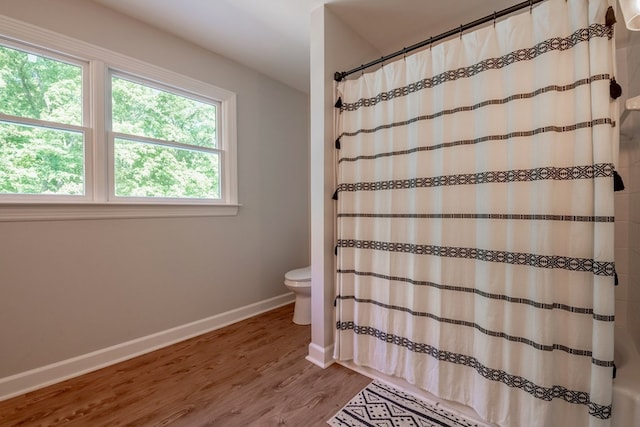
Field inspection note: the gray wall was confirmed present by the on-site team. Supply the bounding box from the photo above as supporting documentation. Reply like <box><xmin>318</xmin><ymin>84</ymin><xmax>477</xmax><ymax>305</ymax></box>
<box><xmin>616</xmin><ymin>30</ymin><xmax>640</xmax><ymax>347</ymax></box>
<box><xmin>0</xmin><ymin>0</ymin><xmax>309</xmax><ymax>378</ymax></box>
<box><xmin>308</xmin><ymin>5</ymin><xmax>380</xmax><ymax>365</ymax></box>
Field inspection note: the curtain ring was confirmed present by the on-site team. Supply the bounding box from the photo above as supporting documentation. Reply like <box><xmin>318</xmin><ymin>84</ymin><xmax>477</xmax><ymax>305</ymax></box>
<box><xmin>459</xmin><ymin>24</ymin><xmax>463</xmax><ymax>39</ymax></box>
<box><xmin>493</xmin><ymin>11</ymin><xmax>497</xmax><ymax>27</ymax></box>
<box><xmin>529</xmin><ymin>0</ymin><xmax>533</xmax><ymax>13</ymax></box>
<box><xmin>380</xmin><ymin>56</ymin><xmax>384</xmax><ymax>69</ymax></box>
<box><xmin>430</xmin><ymin>36</ymin><xmax>433</xmax><ymax>50</ymax></box>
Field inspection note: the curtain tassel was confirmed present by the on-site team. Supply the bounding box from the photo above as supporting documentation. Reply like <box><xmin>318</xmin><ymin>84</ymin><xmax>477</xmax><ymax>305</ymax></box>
<box><xmin>613</xmin><ymin>362</ymin><xmax>617</xmax><ymax>379</ymax></box>
<box><xmin>610</xmin><ymin>78</ymin><xmax>622</xmax><ymax>100</ymax></box>
<box><xmin>332</xmin><ymin>189</ymin><xmax>339</xmax><ymax>200</ymax></box>
<box><xmin>605</xmin><ymin>6</ymin><xmax>616</xmax><ymax>26</ymax></box>
<box><xmin>614</xmin><ymin>170</ymin><xmax>625</xmax><ymax>191</ymax></box>
<box><xmin>334</xmin><ymin>97</ymin><xmax>343</xmax><ymax>109</ymax></box>
<box><xmin>615</xmin><ymin>271</ymin><xmax>619</xmax><ymax>286</ymax></box>
<box><xmin>335</xmin><ymin>138</ymin><xmax>341</xmax><ymax>149</ymax></box>
<box><xmin>335</xmin><ymin>245</ymin><xmax>338</xmax><ymax>256</ymax></box>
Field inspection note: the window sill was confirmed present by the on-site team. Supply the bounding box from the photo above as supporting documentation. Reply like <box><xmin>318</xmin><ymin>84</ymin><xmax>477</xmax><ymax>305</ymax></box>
<box><xmin>0</xmin><ymin>202</ymin><xmax>240</xmax><ymax>222</ymax></box>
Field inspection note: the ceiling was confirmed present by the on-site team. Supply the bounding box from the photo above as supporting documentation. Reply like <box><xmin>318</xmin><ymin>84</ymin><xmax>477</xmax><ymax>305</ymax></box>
<box><xmin>90</xmin><ymin>0</ymin><xmax>628</xmax><ymax>94</ymax></box>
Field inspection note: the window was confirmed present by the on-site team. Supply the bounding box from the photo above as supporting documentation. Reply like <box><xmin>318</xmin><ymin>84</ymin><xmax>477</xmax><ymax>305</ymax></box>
<box><xmin>0</xmin><ymin>43</ymin><xmax>88</xmax><ymax>197</ymax></box>
<box><xmin>0</xmin><ymin>19</ymin><xmax>238</xmax><ymax>219</ymax></box>
<box><xmin>110</xmin><ymin>74</ymin><xmax>221</xmax><ymax>201</ymax></box>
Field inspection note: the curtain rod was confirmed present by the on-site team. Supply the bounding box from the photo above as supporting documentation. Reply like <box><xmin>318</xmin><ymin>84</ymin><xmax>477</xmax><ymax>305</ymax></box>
<box><xmin>334</xmin><ymin>0</ymin><xmax>548</xmax><ymax>82</ymax></box>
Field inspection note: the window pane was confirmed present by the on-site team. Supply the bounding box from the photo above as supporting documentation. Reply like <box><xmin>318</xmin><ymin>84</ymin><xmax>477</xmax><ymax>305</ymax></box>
<box><xmin>114</xmin><ymin>138</ymin><xmax>219</xmax><ymax>199</ymax></box>
<box><xmin>0</xmin><ymin>45</ymin><xmax>82</xmax><ymax>125</ymax></box>
<box><xmin>0</xmin><ymin>121</ymin><xmax>84</xmax><ymax>195</ymax></box>
<box><xmin>112</xmin><ymin>77</ymin><xmax>217</xmax><ymax>148</ymax></box>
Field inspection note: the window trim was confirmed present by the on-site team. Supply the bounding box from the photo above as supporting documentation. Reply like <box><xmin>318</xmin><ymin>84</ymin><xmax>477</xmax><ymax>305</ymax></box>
<box><xmin>0</xmin><ymin>42</ymin><xmax>92</xmax><ymax>203</ymax></box>
<box><xmin>0</xmin><ymin>14</ymin><xmax>239</xmax><ymax>221</ymax></box>
<box><xmin>107</xmin><ymin>69</ymin><xmax>224</xmax><ymax>203</ymax></box>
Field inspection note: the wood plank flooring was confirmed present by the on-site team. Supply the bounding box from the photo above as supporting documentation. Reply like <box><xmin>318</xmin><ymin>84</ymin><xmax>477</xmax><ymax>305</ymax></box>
<box><xmin>0</xmin><ymin>304</ymin><xmax>371</xmax><ymax>426</ymax></box>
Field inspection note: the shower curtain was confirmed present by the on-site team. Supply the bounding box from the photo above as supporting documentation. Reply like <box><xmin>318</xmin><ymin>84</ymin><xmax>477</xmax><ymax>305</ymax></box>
<box><xmin>333</xmin><ymin>0</ymin><xmax>618</xmax><ymax>426</ymax></box>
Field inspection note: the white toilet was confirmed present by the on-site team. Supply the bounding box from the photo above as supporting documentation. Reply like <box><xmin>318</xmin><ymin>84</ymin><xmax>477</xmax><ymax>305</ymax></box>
<box><xmin>284</xmin><ymin>266</ymin><xmax>311</xmax><ymax>325</ymax></box>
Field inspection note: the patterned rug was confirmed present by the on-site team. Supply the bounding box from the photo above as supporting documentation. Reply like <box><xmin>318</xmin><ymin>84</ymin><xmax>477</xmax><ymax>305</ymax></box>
<box><xmin>327</xmin><ymin>380</ymin><xmax>486</xmax><ymax>427</ymax></box>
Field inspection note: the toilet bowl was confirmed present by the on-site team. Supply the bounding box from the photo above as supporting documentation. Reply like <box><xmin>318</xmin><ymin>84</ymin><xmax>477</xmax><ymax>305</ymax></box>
<box><xmin>284</xmin><ymin>266</ymin><xmax>311</xmax><ymax>325</ymax></box>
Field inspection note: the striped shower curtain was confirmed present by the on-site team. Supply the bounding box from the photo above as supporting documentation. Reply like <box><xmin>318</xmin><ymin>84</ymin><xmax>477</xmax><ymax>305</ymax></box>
<box><xmin>333</xmin><ymin>0</ymin><xmax>618</xmax><ymax>426</ymax></box>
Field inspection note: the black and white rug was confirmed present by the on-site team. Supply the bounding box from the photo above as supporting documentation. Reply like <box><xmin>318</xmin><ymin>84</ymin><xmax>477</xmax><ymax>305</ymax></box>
<box><xmin>328</xmin><ymin>380</ymin><xmax>487</xmax><ymax>427</ymax></box>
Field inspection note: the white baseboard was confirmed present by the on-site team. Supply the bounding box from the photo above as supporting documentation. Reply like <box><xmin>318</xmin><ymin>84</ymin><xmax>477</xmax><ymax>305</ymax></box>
<box><xmin>306</xmin><ymin>342</ymin><xmax>335</xmax><ymax>368</ymax></box>
<box><xmin>0</xmin><ymin>293</ymin><xmax>295</xmax><ymax>402</ymax></box>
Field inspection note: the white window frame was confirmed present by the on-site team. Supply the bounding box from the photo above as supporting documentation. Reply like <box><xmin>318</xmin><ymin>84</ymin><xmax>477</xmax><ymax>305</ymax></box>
<box><xmin>0</xmin><ymin>39</ymin><xmax>93</xmax><ymax>203</ymax></box>
<box><xmin>107</xmin><ymin>70</ymin><xmax>225</xmax><ymax>204</ymax></box>
<box><xmin>0</xmin><ymin>15</ymin><xmax>239</xmax><ymax>221</ymax></box>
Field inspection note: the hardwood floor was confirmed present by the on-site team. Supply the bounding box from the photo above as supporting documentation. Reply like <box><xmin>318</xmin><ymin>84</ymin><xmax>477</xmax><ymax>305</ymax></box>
<box><xmin>0</xmin><ymin>304</ymin><xmax>371</xmax><ymax>426</ymax></box>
